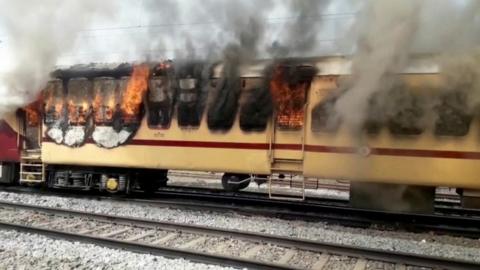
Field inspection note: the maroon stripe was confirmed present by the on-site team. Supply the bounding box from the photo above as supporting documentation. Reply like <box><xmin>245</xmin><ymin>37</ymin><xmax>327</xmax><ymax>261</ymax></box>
<box><xmin>273</xmin><ymin>143</ymin><xmax>302</xmax><ymax>150</ymax></box>
<box><xmin>372</xmin><ymin>147</ymin><xmax>480</xmax><ymax>159</ymax></box>
<box><xmin>129</xmin><ymin>139</ymin><xmax>269</xmax><ymax>150</ymax></box>
<box><xmin>129</xmin><ymin>140</ymin><xmax>302</xmax><ymax>150</ymax></box>
<box><xmin>304</xmin><ymin>145</ymin><xmax>356</xmax><ymax>154</ymax></box>
<box><xmin>42</xmin><ymin>137</ymin><xmax>480</xmax><ymax>160</ymax></box>
<box><xmin>304</xmin><ymin>145</ymin><xmax>480</xmax><ymax>160</ymax></box>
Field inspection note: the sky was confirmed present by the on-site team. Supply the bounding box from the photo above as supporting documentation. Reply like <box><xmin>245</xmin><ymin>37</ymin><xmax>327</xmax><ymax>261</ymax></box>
<box><xmin>0</xmin><ymin>0</ymin><xmax>359</xmax><ymax>71</ymax></box>
<box><xmin>0</xmin><ymin>0</ymin><xmax>477</xmax><ymax>116</ymax></box>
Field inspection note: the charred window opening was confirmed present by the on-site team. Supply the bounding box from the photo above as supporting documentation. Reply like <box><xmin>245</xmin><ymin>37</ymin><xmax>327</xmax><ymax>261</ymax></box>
<box><xmin>176</xmin><ymin>62</ymin><xmax>209</xmax><ymax>129</ymax></box>
<box><xmin>207</xmin><ymin>76</ymin><xmax>242</xmax><ymax>131</ymax></box>
<box><xmin>93</xmin><ymin>77</ymin><xmax>119</xmax><ymax>126</ymax></box>
<box><xmin>118</xmin><ymin>66</ymin><xmax>149</xmax><ymax>129</ymax></box>
<box><xmin>67</xmin><ymin>78</ymin><xmax>92</xmax><ymax>126</ymax></box>
<box><xmin>364</xmin><ymin>94</ymin><xmax>384</xmax><ymax>134</ymax></box>
<box><xmin>239</xmin><ymin>84</ymin><xmax>273</xmax><ymax>132</ymax></box>
<box><xmin>311</xmin><ymin>96</ymin><xmax>340</xmax><ymax>132</ymax></box>
<box><xmin>269</xmin><ymin>64</ymin><xmax>315</xmax><ymax>130</ymax></box>
<box><xmin>25</xmin><ymin>98</ymin><xmax>41</xmax><ymax>128</ymax></box>
<box><xmin>147</xmin><ymin>77</ymin><xmax>175</xmax><ymax>129</ymax></box>
<box><xmin>43</xmin><ymin>79</ymin><xmax>65</xmax><ymax>126</ymax></box>
<box><xmin>177</xmin><ymin>78</ymin><xmax>201</xmax><ymax>128</ymax></box>
<box><xmin>21</xmin><ymin>107</ymin><xmax>40</xmax><ymax>149</ymax></box>
<box><xmin>434</xmin><ymin>92</ymin><xmax>472</xmax><ymax>137</ymax></box>
<box><xmin>43</xmin><ymin>79</ymin><xmax>68</xmax><ymax>144</ymax></box>
<box><xmin>387</xmin><ymin>88</ymin><xmax>425</xmax><ymax>136</ymax></box>
<box><xmin>63</xmin><ymin>78</ymin><xmax>93</xmax><ymax>147</ymax></box>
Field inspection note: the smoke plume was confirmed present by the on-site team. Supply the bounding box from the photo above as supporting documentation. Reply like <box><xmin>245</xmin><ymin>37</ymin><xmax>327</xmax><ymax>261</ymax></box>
<box><xmin>0</xmin><ymin>0</ymin><xmax>115</xmax><ymax>116</ymax></box>
<box><xmin>269</xmin><ymin>0</ymin><xmax>332</xmax><ymax>58</ymax></box>
<box><xmin>334</xmin><ymin>0</ymin><xmax>421</xmax><ymax>132</ymax></box>
<box><xmin>333</xmin><ymin>0</ymin><xmax>480</xmax><ymax>133</ymax></box>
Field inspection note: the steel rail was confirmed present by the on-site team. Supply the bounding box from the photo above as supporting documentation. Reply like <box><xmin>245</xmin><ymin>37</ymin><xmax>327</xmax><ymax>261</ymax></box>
<box><xmin>0</xmin><ymin>185</ymin><xmax>480</xmax><ymax>238</ymax></box>
<box><xmin>0</xmin><ymin>201</ymin><xmax>478</xmax><ymax>270</ymax></box>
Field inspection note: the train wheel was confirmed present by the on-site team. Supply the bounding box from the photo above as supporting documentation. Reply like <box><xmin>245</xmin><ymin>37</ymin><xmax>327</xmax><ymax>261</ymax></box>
<box><xmin>221</xmin><ymin>173</ymin><xmax>251</xmax><ymax>192</ymax></box>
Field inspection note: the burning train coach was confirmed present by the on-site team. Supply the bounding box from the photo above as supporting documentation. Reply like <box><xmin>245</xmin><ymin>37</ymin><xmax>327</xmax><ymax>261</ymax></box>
<box><xmin>2</xmin><ymin>56</ymin><xmax>480</xmax><ymax>212</ymax></box>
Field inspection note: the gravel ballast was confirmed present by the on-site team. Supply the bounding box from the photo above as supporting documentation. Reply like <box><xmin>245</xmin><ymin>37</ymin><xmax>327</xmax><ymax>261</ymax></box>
<box><xmin>0</xmin><ymin>191</ymin><xmax>479</xmax><ymax>263</ymax></box>
<box><xmin>0</xmin><ymin>230</ymin><xmax>237</xmax><ymax>270</ymax></box>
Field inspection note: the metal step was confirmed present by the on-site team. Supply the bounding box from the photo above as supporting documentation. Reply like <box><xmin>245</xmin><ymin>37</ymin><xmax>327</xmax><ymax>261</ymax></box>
<box><xmin>19</xmin><ymin>179</ymin><xmax>44</xmax><ymax>183</ymax></box>
<box><xmin>20</xmin><ymin>156</ymin><xmax>42</xmax><ymax>161</ymax></box>
<box><xmin>19</xmin><ymin>150</ymin><xmax>45</xmax><ymax>184</ymax></box>
<box><xmin>271</xmin><ymin>158</ymin><xmax>304</xmax><ymax>174</ymax></box>
<box><xmin>272</xmin><ymin>158</ymin><xmax>303</xmax><ymax>163</ymax></box>
<box><xmin>20</xmin><ymin>172</ymin><xmax>43</xmax><ymax>175</ymax></box>
<box><xmin>20</xmin><ymin>164</ymin><xmax>43</xmax><ymax>167</ymax></box>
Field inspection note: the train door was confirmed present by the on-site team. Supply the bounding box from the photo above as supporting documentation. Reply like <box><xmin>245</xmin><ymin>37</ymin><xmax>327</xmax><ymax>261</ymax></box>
<box><xmin>268</xmin><ymin>64</ymin><xmax>316</xmax><ymax>199</ymax></box>
<box><xmin>23</xmin><ymin>110</ymin><xmax>41</xmax><ymax>150</ymax></box>
<box><xmin>20</xmin><ymin>105</ymin><xmax>44</xmax><ymax>185</ymax></box>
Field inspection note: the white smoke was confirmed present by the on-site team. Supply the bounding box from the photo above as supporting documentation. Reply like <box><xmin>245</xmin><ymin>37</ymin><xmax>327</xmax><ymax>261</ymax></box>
<box><xmin>64</xmin><ymin>126</ymin><xmax>86</xmax><ymax>147</ymax></box>
<box><xmin>334</xmin><ymin>0</ymin><xmax>421</xmax><ymax>131</ymax></box>
<box><xmin>333</xmin><ymin>0</ymin><xmax>480</xmax><ymax>132</ymax></box>
<box><xmin>0</xmin><ymin>0</ymin><xmax>115</xmax><ymax>116</ymax></box>
<box><xmin>92</xmin><ymin>126</ymin><xmax>131</xmax><ymax>149</ymax></box>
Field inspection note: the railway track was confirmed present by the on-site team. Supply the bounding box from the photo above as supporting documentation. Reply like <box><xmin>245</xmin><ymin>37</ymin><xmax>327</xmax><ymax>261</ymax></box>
<box><xmin>0</xmin><ymin>201</ymin><xmax>477</xmax><ymax>270</ymax></box>
<box><xmin>1</xmin><ymin>184</ymin><xmax>480</xmax><ymax>239</ymax></box>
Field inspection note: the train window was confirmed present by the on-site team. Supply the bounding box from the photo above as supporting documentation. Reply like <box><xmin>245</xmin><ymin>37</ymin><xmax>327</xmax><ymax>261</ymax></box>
<box><xmin>43</xmin><ymin>79</ymin><xmax>65</xmax><ymax>126</ymax></box>
<box><xmin>92</xmin><ymin>77</ymin><xmax>119</xmax><ymax>126</ymax></box>
<box><xmin>270</xmin><ymin>65</ymin><xmax>315</xmax><ymax>130</ymax></box>
<box><xmin>67</xmin><ymin>78</ymin><xmax>92</xmax><ymax>126</ymax></box>
<box><xmin>387</xmin><ymin>90</ymin><xmax>425</xmax><ymax>136</ymax></box>
<box><xmin>178</xmin><ymin>78</ymin><xmax>202</xmax><ymax>128</ymax></box>
<box><xmin>311</xmin><ymin>96</ymin><xmax>340</xmax><ymax>132</ymax></box>
<box><xmin>434</xmin><ymin>92</ymin><xmax>472</xmax><ymax>136</ymax></box>
<box><xmin>364</xmin><ymin>94</ymin><xmax>384</xmax><ymax>134</ymax></box>
<box><xmin>147</xmin><ymin>77</ymin><xmax>175</xmax><ymax>129</ymax></box>
<box><xmin>207</xmin><ymin>77</ymin><xmax>241</xmax><ymax>131</ymax></box>
<box><xmin>239</xmin><ymin>86</ymin><xmax>273</xmax><ymax>132</ymax></box>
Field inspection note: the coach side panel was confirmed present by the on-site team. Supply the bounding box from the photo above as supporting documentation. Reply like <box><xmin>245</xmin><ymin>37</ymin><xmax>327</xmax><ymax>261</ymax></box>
<box><xmin>304</xmin><ymin>74</ymin><xmax>480</xmax><ymax>189</ymax></box>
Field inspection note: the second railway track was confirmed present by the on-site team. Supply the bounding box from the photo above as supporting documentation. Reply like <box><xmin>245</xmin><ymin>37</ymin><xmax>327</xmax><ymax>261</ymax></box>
<box><xmin>0</xmin><ymin>201</ymin><xmax>478</xmax><ymax>270</ymax></box>
<box><xmin>1</xmin><ymin>184</ymin><xmax>480</xmax><ymax>239</ymax></box>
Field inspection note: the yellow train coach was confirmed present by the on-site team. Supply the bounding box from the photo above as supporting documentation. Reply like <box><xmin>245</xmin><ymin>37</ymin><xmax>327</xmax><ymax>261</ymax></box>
<box><xmin>3</xmin><ymin>56</ymin><xmax>480</xmax><ymax>212</ymax></box>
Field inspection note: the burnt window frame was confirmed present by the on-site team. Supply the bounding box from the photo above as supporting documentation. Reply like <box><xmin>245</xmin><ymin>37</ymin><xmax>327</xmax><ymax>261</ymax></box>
<box><xmin>92</xmin><ymin>77</ymin><xmax>120</xmax><ymax>126</ymax></box>
<box><xmin>311</xmin><ymin>95</ymin><xmax>341</xmax><ymax>133</ymax></box>
<box><xmin>66</xmin><ymin>77</ymin><xmax>93</xmax><ymax>126</ymax></box>
<box><xmin>206</xmin><ymin>75</ymin><xmax>243</xmax><ymax>131</ymax></box>
<box><xmin>434</xmin><ymin>91</ymin><xmax>472</xmax><ymax>137</ymax></box>
<box><xmin>239</xmin><ymin>78</ymin><xmax>273</xmax><ymax>132</ymax></box>
<box><xmin>387</xmin><ymin>90</ymin><xmax>425</xmax><ymax>136</ymax></box>
<box><xmin>146</xmin><ymin>76</ymin><xmax>176</xmax><ymax>130</ymax></box>
<box><xmin>177</xmin><ymin>77</ymin><xmax>202</xmax><ymax>129</ymax></box>
<box><xmin>270</xmin><ymin>65</ymin><xmax>316</xmax><ymax>131</ymax></box>
<box><xmin>43</xmin><ymin>79</ymin><xmax>66</xmax><ymax>126</ymax></box>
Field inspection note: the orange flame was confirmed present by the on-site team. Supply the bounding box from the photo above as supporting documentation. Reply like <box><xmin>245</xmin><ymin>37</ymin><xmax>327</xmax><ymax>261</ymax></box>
<box><xmin>269</xmin><ymin>66</ymin><xmax>307</xmax><ymax>129</ymax></box>
<box><xmin>43</xmin><ymin>86</ymin><xmax>63</xmax><ymax>121</ymax></box>
<box><xmin>25</xmin><ymin>102</ymin><xmax>40</xmax><ymax>126</ymax></box>
<box><xmin>93</xmin><ymin>94</ymin><xmax>103</xmax><ymax>123</ymax></box>
<box><xmin>93</xmin><ymin>94</ymin><xmax>114</xmax><ymax>124</ymax></box>
<box><xmin>121</xmin><ymin>65</ymin><xmax>150</xmax><ymax>117</ymax></box>
<box><xmin>68</xmin><ymin>100</ymin><xmax>88</xmax><ymax>125</ymax></box>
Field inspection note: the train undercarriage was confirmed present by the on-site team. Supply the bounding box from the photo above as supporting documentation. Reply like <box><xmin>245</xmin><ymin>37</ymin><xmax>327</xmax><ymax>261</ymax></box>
<box><xmin>4</xmin><ymin>157</ymin><xmax>480</xmax><ymax>213</ymax></box>
<box><xmin>1</xmin><ymin>158</ymin><xmax>255</xmax><ymax>194</ymax></box>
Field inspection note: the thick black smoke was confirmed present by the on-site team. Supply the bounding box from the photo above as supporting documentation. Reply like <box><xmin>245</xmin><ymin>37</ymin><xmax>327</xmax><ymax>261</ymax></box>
<box><xmin>207</xmin><ymin>17</ymin><xmax>265</xmax><ymax>131</ymax></box>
